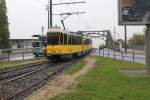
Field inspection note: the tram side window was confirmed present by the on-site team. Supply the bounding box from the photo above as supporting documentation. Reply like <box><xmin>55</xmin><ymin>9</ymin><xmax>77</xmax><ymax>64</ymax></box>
<box><xmin>76</xmin><ymin>36</ymin><xmax>79</xmax><ymax>45</ymax></box>
<box><xmin>68</xmin><ymin>35</ymin><xmax>72</xmax><ymax>45</ymax></box>
<box><xmin>59</xmin><ymin>33</ymin><xmax>63</xmax><ymax>45</ymax></box>
<box><xmin>64</xmin><ymin>34</ymin><xmax>67</xmax><ymax>45</ymax></box>
<box><xmin>72</xmin><ymin>36</ymin><xmax>75</xmax><ymax>45</ymax></box>
<box><xmin>83</xmin><ymin>38</ymin><xmax>86</xmax><ymax>45</ymax></box>
<box><xmin>86</xmin><ymin>39</ymin><xmax>89</xmax><ymax>45</ymax></box>
<box><xmin>75</xmin><ymin>36</ymin><xmax>79</xmax><ymax>45</ymax></box>
<box><xmin>47</xmin><ymin>33</ymin><xmax>59</xmax><ymax>45</ymax></box>
<box><xmin>83</xmin><ymin>38</ymin><xmax>89</xmax><ymax>45</ymax></box>
<box><xmin>68</xmin><ymin>35</ymin><xmax>82</xmax><ymax>45</ymax></box>
<box><xmin>89</xmin><ymin>39</ymin><xmax>92</xmax><ymax>45</ymax></box>
<box><xmin>79</xmin><ymin>36</ymin><xmax>82</xmax><ymax>45</ymax></box>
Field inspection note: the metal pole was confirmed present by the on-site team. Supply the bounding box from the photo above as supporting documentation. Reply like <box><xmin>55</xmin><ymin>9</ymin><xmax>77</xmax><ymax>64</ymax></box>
<box><xmin>103</xmin><ymin>49</ymin><xmax>104</xmax><ymax>57</ymax></box>
<box><xmin>145</xmin><ymin>25</ymin><xmax>150</xmax><ymax>73</ymax></box>
<box><xmin>48</xmin><ymin>1</ymin><xmax>50</xmax><ymax>29</ymax></box>
<box><xmin>8</xmin><ymin>52</ymin><xmax>10</xmax><ymax>62</ymax></box>
<box><xmin>50</xmin><ymin>0</ymin><xmax>53</xmax><ymax>28</ymax></box>
<box><xmin>100</xmin><ymin>49</ymin><xmax>101</xmax><ymax>56</ymax></box>
<box><xmin>23</xmin><ymin>50</ymin><xmax>24</xmax><ymax>61</ymax></box>
<box><xmin>133</xmin><ymin>51</ymin><xmax>135</xmax><ymax>62</ymax></box>
<box><xmin>124</xmin><ymin>25</ymin><xmax>127</xmax><ymax>53</ymax></box>
<box><xmin>122</xmin><ymin>51</ymin><xmax>123</xmax><ymax>61</ymax></box>
<box><xmin>114</xmin><ymin>50</ymin><xmax>115</xmax><ymax>60</ymax></box>
<box><xmin>108</xmin><ymin>49</ymin><xmax>109</xmax><ymax>58</ymax></box>
<box><xmin>114</xmin><ymin>26</ymin><xmax>116</xmax><ymax>40</ymax></box>
<box><xmin>41</xmin><ymin>27</ymin><xmax>44</xmax><ymax>35</ymax></box>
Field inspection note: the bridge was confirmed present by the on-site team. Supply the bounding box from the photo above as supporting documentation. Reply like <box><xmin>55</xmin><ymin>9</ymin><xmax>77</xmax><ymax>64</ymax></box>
<box><xmin>78</xmin><ymin>30</ymin><xmax>123</xmax><ymax>51</ymax></box>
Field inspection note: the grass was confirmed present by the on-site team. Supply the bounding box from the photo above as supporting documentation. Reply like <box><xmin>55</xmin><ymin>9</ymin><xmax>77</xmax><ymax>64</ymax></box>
<box><xmin>49</xmin><ymin>57</ymin><xmax>150</xmax><ymax>100</ymax></box>
<box><xmin>66</xmin><ymin>60</ymin><xmax>86</xmax><ymax>75</ymax></box>
<box><xmin>0</xmin><ymin>57</ymin><xmax>47</xmax><ymax>70</ymax></box>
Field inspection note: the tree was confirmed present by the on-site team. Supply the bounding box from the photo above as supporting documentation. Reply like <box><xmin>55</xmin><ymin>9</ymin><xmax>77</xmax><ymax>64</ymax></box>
<box><xmin>0</xmin><ymin>0</ymin><xmax>10</xmax><ymax>49</ymax></box>
<box><xmin>128</xmin><ymin>33</ymin><xmax>145</xmax><ymax>46</ymax></box>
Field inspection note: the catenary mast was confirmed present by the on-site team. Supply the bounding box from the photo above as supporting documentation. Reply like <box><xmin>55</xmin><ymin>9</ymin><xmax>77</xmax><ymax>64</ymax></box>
<box><xmin>47</xmin><ymin>0</ymin><xmax>85</xmax><ymax>29</ymax></box>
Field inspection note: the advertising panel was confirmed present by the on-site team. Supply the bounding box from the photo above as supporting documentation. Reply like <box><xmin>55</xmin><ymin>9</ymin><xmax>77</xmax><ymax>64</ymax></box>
<box><xmin>119</xmin><ymin>0</ymin><xmax>150</xmax><ymax>25</ymax></box>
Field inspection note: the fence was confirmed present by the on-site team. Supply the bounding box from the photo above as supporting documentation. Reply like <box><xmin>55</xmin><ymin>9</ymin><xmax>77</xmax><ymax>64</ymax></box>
<box><xmin>0</xmin><ymin>48</ymin><xmax>34</xmax><ymax>62</ymax></box>
<box><xmin>91</xmin><ymin>48</ymin><xmax>145</xmax><ymax>64</ymax></box>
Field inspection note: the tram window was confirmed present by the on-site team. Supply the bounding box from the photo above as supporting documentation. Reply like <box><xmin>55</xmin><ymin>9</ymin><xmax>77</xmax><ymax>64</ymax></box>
<box><xmin>79</xmin><ymin>37</ymin><xmax>82</xmax><ymax>44</ymax></box>
<box><xmin>47</xmin><ymin>33</ymin><xmax>59</xmax><ymax>45</ymax></box>
<box><xmin>87</xmin><ymin>39</ymin><xmax>89</xmax><ymax>45</ymax></box>
<box><xmin>74</xmin><ymin>36</ymin><xmax>77</xmax><ymax>45</ymax></box>
<box><xmin>72</xmin><ymin>36</ymin><xmax>74</xmax><ymax>45</ymax></box>
<box><xmin>83</xmin><ymin>38</ymin><xmax>89</xmax><ymax>45</ymax></box>
<box><xmin>83</xmin><ymin>39</ymin><xmax>86</xmax><ymax>45</ymax></box>
<box><xmin>73</xmin><ymin>36</ymin><xmax>78</xmax><ymax>45</ymax></box>
<box><xmin>72</xmin><ymin>36</ymin><xmax>75</xmax><ymax>45</ymax></box>
<box><xmin>68</xmin><ymin>35</ymin><xmax>72</xmax><ymax>45</ymax></box>
<box><xmin>89</xmin><ymin>39</ymin><xmax>92</xmax><ymax>45</ymax></box>
<box><xmin>64</xmin><ymin>34</ymin><xmax>67</xmax><ymax>45</ymax></box>
<box><xmin>77</xmin><ymin>37</ymin><xmax>79</xmax><ymax>45</ymax></box>
<box><xmin>59</xmin><ymin>33</ymin><xmax>63</xmax><ymax>45</ymax></box>
<box><xmin>86</xmin><ymin>39</ymin><xmax>89</xmax><ymax>45</ymax></box>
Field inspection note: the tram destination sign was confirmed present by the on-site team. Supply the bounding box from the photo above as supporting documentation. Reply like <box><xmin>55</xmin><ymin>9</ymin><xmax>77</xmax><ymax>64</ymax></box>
<box><xmin>118</xmin><ymin>0</ymin><xmax>150</xmax><ymax>25</ymax></box>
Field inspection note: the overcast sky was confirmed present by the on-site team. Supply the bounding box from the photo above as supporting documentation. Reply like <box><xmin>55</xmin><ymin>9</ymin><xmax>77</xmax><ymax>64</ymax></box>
<box><xmin>6</xmin><ymin>0</ymin><xmax>145</xmax><ymax>40</ymax></box>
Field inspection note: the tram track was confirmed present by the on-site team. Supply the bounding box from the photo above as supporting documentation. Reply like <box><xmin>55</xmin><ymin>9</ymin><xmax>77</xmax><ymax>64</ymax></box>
<box><xmin>0</xmin><ymin>57</ymin><xmax>83</xmax><ymax>100</ymax></box>
<box><xmin>0</xmin><ymin>61</ymin><xmax>49</xmax><ymax>74</ymax></box>
<box><xmin>0</xmin><ymin>61</ymin><xmax>51</xmax><ymax>84</ymax></box>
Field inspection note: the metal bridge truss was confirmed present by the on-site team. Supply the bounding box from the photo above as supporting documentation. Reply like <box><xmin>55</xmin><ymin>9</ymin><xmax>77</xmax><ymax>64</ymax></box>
<box><xmin>78</xmin><ymin>30</ymin><xmax>122</xmax><ymax>50</ymax></box>
<box><xmin>77</xmin><ymin>30</ymin><xmax>110</xmax><ymax>41</ymax></box>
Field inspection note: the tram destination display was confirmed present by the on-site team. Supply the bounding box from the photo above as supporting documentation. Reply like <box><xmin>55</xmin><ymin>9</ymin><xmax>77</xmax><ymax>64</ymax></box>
<box><xmin>118</xmin><ymin>0</ymin><xmax>150</xmax><ymax>25</ymax></box>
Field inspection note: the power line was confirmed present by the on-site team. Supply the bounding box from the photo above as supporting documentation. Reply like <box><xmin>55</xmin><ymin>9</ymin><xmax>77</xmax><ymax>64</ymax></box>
<box><xmin>46</xmin><ymin>0</ymin><xmax>85</xmax><ymax>29</ymax></box>
<box><xmin>53</xmin><ymin>12</ymin><xmax>86</xmax><ymax>16</ymax></box>
<box><xmin>52</xmin><ymin>1</ymin><xmax>86</xmax><ymax>5</ymax></box>
<box><xmin>54</xmin><ymin>12</ymin><xmax>85</xmax><ymax>30</ymax></box>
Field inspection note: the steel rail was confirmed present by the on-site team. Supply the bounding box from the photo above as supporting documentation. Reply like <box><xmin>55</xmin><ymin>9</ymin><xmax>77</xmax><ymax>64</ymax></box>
<box><xmin>0</xmin><ymin>61</ymin><xmax>49</xmax><ymax>75</ymax></box>
<box><xmin>5</xmin><ymin>61</ymin><xmax>76</xmax><ymax>100</ymax></box>
<box><xmin>0</xmin><ymin>70</ymin><xmax>34</xmax><ymax>81</ymax></box>
<box><xmin>1</xmin><ymin>63</ymin><xmax>53</xmax><ymax>85</ymax></box>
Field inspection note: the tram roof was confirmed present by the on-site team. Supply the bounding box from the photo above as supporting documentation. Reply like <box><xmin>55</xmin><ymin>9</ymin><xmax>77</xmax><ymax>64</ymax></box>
<box><xmin>47</xmin><ymin>28</ymin><xmax>91</xmax><ymax>39</ymax></box>
<box><xmin>47</xmin><ymin>28</ymin><xmax>80</xmax><ymax>36</ymax></box>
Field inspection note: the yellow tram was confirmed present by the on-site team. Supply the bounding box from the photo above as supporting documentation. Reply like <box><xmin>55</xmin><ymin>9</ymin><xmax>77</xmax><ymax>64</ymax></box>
<box><xmin>46</xmin><ymin>28</ymin><xmax>92</xmax><ymax>59</ymax></box>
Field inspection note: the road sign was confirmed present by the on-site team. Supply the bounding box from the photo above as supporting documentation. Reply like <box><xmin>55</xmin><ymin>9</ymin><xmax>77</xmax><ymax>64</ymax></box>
<box><xmin>118</xmin><ymin>0</ymin><xmax>150</xmax><ymax>25</ymax></box>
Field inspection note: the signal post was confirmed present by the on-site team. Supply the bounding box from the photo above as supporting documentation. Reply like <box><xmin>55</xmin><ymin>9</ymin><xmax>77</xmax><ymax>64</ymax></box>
<box><xmin>145</xmin><ymin>25</ymin><xmax>150</xmax><ymax>73</ymax></box>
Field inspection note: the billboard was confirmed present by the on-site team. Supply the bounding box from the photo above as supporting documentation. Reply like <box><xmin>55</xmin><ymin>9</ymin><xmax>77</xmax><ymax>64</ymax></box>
<box><xmin>118</xmin><ymin>0</ymin><xmax>150</xmax><ymax>25</ymax></box>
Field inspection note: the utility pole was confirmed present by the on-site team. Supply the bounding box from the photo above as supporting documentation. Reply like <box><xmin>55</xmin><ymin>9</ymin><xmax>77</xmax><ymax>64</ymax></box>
<box><xmin>114</xmin><ymin>26</ymin><xmax>116</xmax><ymax>40</ymax></box>
<box><xmin>41</xmin><ymin>26</ymin><xmax>44</xmax><ymax>35</ymax></box>
<box><xmin>46</xmin><ymin>0</ymin><xmax>85</xmax><ymax>29</ymax></box>
<box><xmin>48</xmin><ymin>1</ymin><xmax>50</xmax><ymax>29</ymax></box>
<box><xmin>124</xmin><ymin>25</ymin><xmax>127</xmax><ymax>53</ymax></box>
<box><xmin>50</xmin><ymin>0</ymin><xmax>52</xmax><ymax>28</ymax></box>
<box><xmin>145</xmin><ymin>25</ymin><xmax>150</xmax><ymax>73</ymax></box>
<box><xmin>41</xmin><ymin>26</ymin><xmax>44</xmax><ymax>44</ymax></box>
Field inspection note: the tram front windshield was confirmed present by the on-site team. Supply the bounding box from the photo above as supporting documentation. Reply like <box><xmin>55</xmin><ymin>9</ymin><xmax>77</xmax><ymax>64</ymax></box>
<box><xmin>47</xmin><ymin>33</ymin><xmax>59</xmax><ymax>45</ymax></box>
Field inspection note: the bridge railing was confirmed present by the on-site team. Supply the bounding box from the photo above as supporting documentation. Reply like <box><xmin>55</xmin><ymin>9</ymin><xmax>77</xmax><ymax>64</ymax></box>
<box><xmin>0</xmin><ymin>48</ymin><xmax>34</xmax><ymax>62</ymax></box>
<box><xmin>91</xmin><ymin>48</ymin><xmax>145</xmax><ymax>64</ymax></box>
